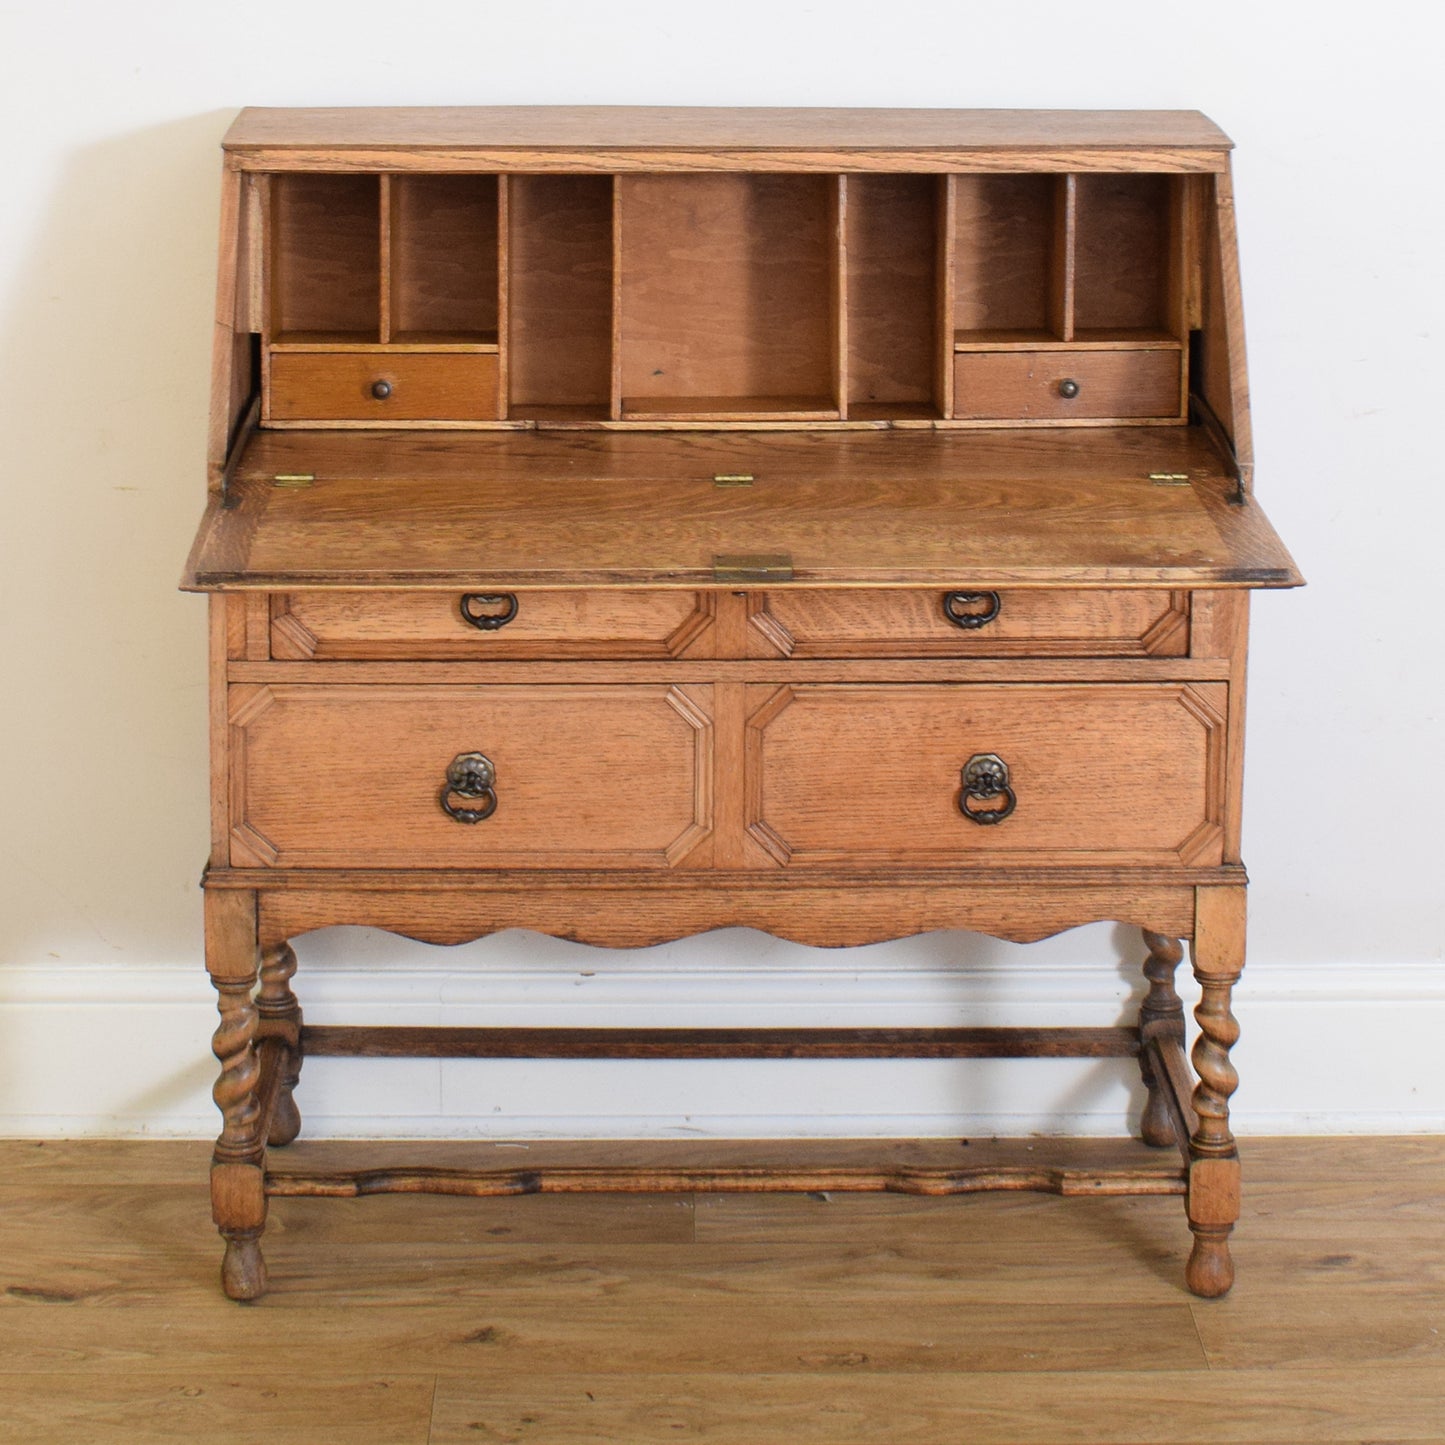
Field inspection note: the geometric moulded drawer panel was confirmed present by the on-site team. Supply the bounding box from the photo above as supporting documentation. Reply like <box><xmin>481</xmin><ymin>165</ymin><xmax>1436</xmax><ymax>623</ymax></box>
<box><xmin>229</xmin><ymin>684</ymin><xmax>713</xmax><ymax>869</ymax></box>
<box><xmin>271</xmin><ymin>590</ymin><xmax>717</xmax><ymax>661</ymax></box>
<box><xmin>744</xmin><ymin>683</ymin><xmax>1226</xmax><ymax>868</ymax></box>
<box><xmin>748</xmin><ymin>588</ymin><xmax>1189</xmax><ymax>658</ymax></box>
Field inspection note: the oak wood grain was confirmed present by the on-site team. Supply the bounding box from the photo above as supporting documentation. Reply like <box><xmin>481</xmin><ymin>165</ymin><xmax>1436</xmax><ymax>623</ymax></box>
<box><xmin>425</xmin><ymin>1366</ymin><xmax>1445</xmax><ymax>1444</ymax></box>
<box><xmin>0</xmin><ymin>1299</ymin><xmax>1205</xmax><ymax>1379</ymax></box>
<box><xmin>298</xmin><ymin>1024</ymin><xmax>1143</xmax><ymax>1060</ymax></box>
<box><xmin>0</xmin><ymin>1376</ymin><xmax>434</xmax><ymax>1445</ymax></box>
<box><xmin>741</xmin><ymin>682</ymin><xmax>1226</xmax><ymax>868</ymax></box>
<box><xmin>271</xmin><ymin>587</ymin><xmax>717</xmax><ymax>660</ymax></box>
<box><xmin>243</xmin><ymin>876</ymin><xmax>1204</xmax><ymax>949</ymax></box>
<box><xmin>226</xmin><ymin>683</ymin><xmax>714</xmax><ymax>869</ymax></box>
<box><xmin>617</xmin><ymin>174</ymin><xmax>835</xmax><ymax>410</ymax></box>
<box><xmin>225</xmin><ymin>658</ymin><xmax>1237</xmax><ymax>685</ymax></box>
<box><xmin>845</xmin><ymin>174</ymin><xmax>938</xmax><ymax>409</ymax></box>
<box><xmin>7</xmin><ymin>1134</ymin><xmax>1439</xmax><ymax>1445</ymax></box>
<box><xmin>388</xmin><ymin>173</ymin><xmax>499</xmax><ymax>340</ymax></box>
<box><xmin>222</xmin><ymin>107</ymin><xmax>1234</xmax><ymax>175</ymax></box>
<box><xmin>268</xmin><ymin>172</ymin><xmax>380</xmax><ymax>340</ymax></box>
<box><xmin>507</xmin><ymin>174</ymin><xmax>614</xmax><ymax>410</ymax></box>
<box><xmin>1074</xmin><ymin>173</ymin><xmax>1173</xmax><ymax>332</ymax></box>
<box><xmin>184</xmin><ymin>427</ymin><xmax>1300</xmax><ymax>590</ymax></box>
<box><xmin>206</xmin><ymin>167</ymin><xmax>248</xmax><ymax>486</ymax></box>
<box><xmin>953</xmin><ymin>174</ymin><xmax>1057</xmax><ymax>336</ymax></box>
<box><xmin>265</xmin><ymin>1162</ymin><xmax>1183</xmax><ymax>1201</ymax></box>
<box><xmin>267</xmin><ymin>349</ymin><xmax>500</xmax><ymax>423</ymax></box>
<box><xmin>747</xmin><ymin>587</ymin><xmax>1189</xmax><ymax>658</ymax></box>
<box><xmin>954</xmin><ymin>347</ymin><xmax>1182</xmax><ymax>421</ymax></box>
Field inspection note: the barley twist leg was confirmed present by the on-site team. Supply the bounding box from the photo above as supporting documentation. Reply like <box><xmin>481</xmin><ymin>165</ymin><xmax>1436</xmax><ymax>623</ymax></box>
<box><xmin>1184</xmin><ymin>889</ymin><xmax>1245</xmax><ymax>1299</ymax></box>
<box><xmin>206</xmin><ymin>891</ymin><xmax>268</xmax><ymax>1301</ymax></box>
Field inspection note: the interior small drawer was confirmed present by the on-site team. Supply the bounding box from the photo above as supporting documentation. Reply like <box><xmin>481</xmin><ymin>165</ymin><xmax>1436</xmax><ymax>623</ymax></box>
<box><xmin>748</xmin><ymin>588</ymin><xmax>1188</xmax><ymax>658</ymax></box>
<box><xmin>743</xmin><ymin>682</ymin><xmax>1226</xmax><ymax>869</ymax></box>
<box><xmin>267</xmin><ymin>350</ymin><xmax>500</xmax><ymax>422</ymax></box>
<box><xmin>227</xmin><ymin>683</ymin><xmax>713</xmax><ymax>868</ymax></box>
<box><xmin>953</xmin><ymin>348</ymin><xmax>1182</xmax><ymax>421</ymax></box>
<box><xmin>270</xmin><ymin>590</ymin><xmax>716</xmax><ymax>660</ymax></box>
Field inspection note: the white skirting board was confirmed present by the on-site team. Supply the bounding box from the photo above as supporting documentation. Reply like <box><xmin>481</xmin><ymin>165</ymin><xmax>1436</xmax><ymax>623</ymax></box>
<box><xmin>1</xmin><ymin>933</ymin><xmax>1441</xmax><ymax>1138</ymax></box>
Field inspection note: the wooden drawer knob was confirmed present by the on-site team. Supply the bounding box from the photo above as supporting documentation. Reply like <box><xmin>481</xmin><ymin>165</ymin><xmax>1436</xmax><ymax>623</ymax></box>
<box><xmin>942</xmin><ymin>591</ymin><xmax>1001</xmax><ymax>629</ymax></box>
<box><xmin>960</xmin><ymin>753</ymin><xmax>1016</xmax><ymax>825</ymax></box>
<box><xmin>440</xmin><ymin>751</ymin><xmax>497</xmax><ymax>823</ymax></box>
<box><xmin>370</xmin><ymin>379</ymin><xmax>393</xmax><ymax>400</ymax></box>
<box><xmin>460</xmin><ymin>593</ymin><xmax>519</xmax><ymax>630</ymax></box>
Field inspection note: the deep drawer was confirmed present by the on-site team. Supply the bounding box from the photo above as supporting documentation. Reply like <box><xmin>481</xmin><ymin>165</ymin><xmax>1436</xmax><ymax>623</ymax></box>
<box><xmin>227</xmin><ymin>684</ymin><xmax>713</xmax><ymax>868</ymax></box>
<box><xmin>747</xmin><ymin>588</ymin><xmax>1188</xmax><ymax>658</ymax></box>
<box><xmin>267</xmin><ymin>350</ymin><xmax>501</xmax><ymax>422</ymax></box>
<box><xmin>953</xmin><ymin>348</ymin><xmax>1182</xmax><ymax>421</ymax></box>
<box><xmin>271</xmin><ymin>590</ymin><xmax>717</xmax><ymax>660</ymax></box>
<box><xmin>744</xmin><ymin>682</ymin><xmax>1226</xmax><ymax>868</ymax></box>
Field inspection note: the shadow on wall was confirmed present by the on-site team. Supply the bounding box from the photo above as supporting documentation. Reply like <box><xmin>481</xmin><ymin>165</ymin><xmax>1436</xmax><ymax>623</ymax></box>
<box><xmin>0</xmin><ymin>112</ymin><xmax>235</xmax><ymax>968</ymax></box>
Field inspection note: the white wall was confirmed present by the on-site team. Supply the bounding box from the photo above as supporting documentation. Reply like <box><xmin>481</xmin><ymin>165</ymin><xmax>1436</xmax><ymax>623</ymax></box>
<box><xmin>1</xmin><ymin>0</ymin><xmax>1441</xmax><ymax>1138</ymax></box>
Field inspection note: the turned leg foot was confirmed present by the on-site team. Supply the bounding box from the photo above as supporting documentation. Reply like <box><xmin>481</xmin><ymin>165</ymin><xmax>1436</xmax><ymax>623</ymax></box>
<box><xmin>220</xmin><ymin>1229</ymin><xmax>269</xmax><ymax>1301</ymax></box>
<box><xmin>1186</xmin><ymin>1225</ymin><xmax>1235</xmax><ymax>1298</ymax></box>
<box><xmin>1137</xmin><ymin>929</ymin><xmax>1185</xmax><ymax>1148</ymax></box>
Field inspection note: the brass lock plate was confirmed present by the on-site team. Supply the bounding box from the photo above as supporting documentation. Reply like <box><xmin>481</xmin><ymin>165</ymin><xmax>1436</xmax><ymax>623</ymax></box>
<box><xmin>712</xmin><ymin>553</ymin><xmax>794</xmax><ymax>582</ymax></box>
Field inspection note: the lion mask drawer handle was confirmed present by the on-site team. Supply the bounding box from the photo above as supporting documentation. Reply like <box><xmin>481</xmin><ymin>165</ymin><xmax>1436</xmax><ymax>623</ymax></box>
<box><xmin>960</xmin><ymin>752</ymin><xmax>1016</xmax><ymax>825</ymax></box>
<box><xmin>460</xmin><ymin>593</ymin><xmax>519</xmax><ymax>631</ymax></box>
<box><xmin>440</xmin><ymin>752</ymin><xmax>498</xmax><ymax>823</ymax></box>
<box><xmin>942</xmin><ymin>591</ymin><xmax>1001</xmax><ymax>630</ymax></box>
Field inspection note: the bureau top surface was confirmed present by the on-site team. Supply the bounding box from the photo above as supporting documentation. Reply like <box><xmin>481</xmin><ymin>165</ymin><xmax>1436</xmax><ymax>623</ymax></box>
<box><xmin>183</xmin><ymin>427</ymin><xmax>1298</xmax><ymax>591</ymax></box>
<box><xmin>221</xmin><ymin>107</ymin><xmax>1232</xmax><ymax>169</ymax></box>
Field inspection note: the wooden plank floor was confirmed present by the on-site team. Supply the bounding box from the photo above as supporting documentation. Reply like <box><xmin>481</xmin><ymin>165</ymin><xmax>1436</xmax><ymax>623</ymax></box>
<box><xmin>1</xmin><ymin>1136</ymin><xmax>1442</xmax><ymax>1443</ymax></box>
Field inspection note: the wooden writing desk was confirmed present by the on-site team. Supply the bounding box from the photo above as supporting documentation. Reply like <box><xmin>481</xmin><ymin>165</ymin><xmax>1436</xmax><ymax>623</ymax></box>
<box><xmin>183</xmin><ymin>107</ymin><xmax>1299</xmax><ymax>1300</ymax></box>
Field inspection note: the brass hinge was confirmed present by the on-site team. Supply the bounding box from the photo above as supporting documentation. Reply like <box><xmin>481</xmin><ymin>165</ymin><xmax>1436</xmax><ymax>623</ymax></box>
<box><xmin>272</xmin><ymin>473</ymin><xmax>315</xmax><ymax>488</ymax></box>
<box><xmin>713</xmin><ymin>472</ymin><xmax>755</xmax><ymax>487</ymax></box>
<box><xmin>712</xmin><ymin>553</ymin><xmax>793</xmax><ymax>583</ymax></box>
<box><xmin>1149</xmin><ymin>472</ymin><xmax>1190</xmax><ymax>486</ymax></box>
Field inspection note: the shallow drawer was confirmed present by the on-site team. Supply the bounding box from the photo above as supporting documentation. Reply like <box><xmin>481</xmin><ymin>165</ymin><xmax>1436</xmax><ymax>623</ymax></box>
<box><xmin>267</xmin><ymin>350</ymin><xmax>501</xmax><ymax>422</ymax></box>
<box><xmin>271</xmin><ymin>590</ymin><xmax>717</xmax><ymax>660</ymax></box>
<box><xmin>227</xmin><ymin>684</ymin><xmax>713</xmax><ymax>868</ymax></box>
<box><xmin>747</xmin><ymin>588</ymin><xmax>1187</xmax><ymax>658</ymax></box>
<box><xmin>744</xmin><ymin>682</ymin><xmax>1226</xmax><ymax>868</ymax></box>
<box><xmin>953</xmin><ymin>348</ymin><xmax>1182</xmax><ymax>421</ymax></box>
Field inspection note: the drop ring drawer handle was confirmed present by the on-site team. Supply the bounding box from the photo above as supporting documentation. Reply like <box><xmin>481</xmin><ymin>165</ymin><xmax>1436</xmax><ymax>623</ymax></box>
<box><xmin>942</xmin><ymin>591</ymin><xmax>1001</xmax><ymax>629</ymax></box>
<box><xmin>960</xmin><ymin>753</ymin><xmax>1016</xmax><ymax>826</ymax></box>
<box><xmin>460</xmin><ymin>593</ymin><xmax>519</xmax><ymax>630</ymax></box>
<box><xmin>439</xmin><ymin>752</ymin><xmax>498</xmax><ymax>824</ymax></box>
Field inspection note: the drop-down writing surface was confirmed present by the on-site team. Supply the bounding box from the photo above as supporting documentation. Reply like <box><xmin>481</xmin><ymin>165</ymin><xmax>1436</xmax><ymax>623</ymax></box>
<box><xmin>184</xmin><ymin>426</ymin><xmax>1299</xmax><ymax>590</ymax></box>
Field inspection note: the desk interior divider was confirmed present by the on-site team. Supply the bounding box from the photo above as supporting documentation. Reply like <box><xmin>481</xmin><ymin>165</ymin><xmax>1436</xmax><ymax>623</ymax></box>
<box><xmin>263</xmin><ymin>165</ymin><xmax>1193</xmax><ymax>425</ymax></box>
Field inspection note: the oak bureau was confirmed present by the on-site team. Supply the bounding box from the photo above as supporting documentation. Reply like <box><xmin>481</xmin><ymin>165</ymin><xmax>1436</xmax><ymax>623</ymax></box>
<box><xmin>182</xmin><ymin>107</ymin><xmax>1300</xmax><ymax>1301</ymax></box>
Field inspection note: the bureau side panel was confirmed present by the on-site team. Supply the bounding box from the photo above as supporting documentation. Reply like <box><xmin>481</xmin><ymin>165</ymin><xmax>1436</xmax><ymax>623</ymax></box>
<box><xmin>1190</xmin><ymin>589</ymin><xmax>1250</xmax><ymax>863</ymax></box>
